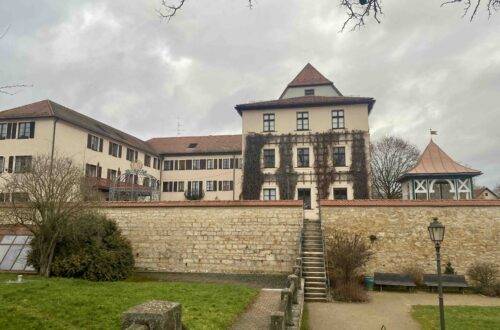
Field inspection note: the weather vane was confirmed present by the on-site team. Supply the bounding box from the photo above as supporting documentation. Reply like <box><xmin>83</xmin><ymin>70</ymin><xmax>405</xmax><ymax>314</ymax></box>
<box><xmin>430</xmin><ymin>129</ymin><xmax>438</xmax><ymax>140</ymax></box>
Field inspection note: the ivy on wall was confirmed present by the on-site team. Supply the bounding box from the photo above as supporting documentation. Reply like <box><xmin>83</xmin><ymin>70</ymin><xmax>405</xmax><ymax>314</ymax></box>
<box><xmin>313</xmin><ymin>132</ymin><xmax>340</xmax><ymax>200</ymax></box>
<box><xmin>242</xmin><ymin>131</ymin><xmax>369</xmax><ymax>201</ymax></box>
<box><xmin>275</xmin><ymin>135</ymin><xmax>298</xmax><ymax>200</ymax></box>
<box><xmin>350</xmin><ymin>131</ymin><xmax>369</xmax><ymax>199</ymax></box>
<box><xmin>242</xmin><ymin>134</ymin><xmax>268</xmax><ymax>199</ymax></box>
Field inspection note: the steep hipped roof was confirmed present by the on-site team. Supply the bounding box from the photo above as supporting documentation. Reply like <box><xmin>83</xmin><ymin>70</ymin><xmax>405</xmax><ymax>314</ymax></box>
<box><xmin>235</xmin><ymin>95</ymin><xmax>375</xmax><ymax>114</ymax></box>
<box><xmin>148</xmin><ymin>134</ymin><xmax>242</xmax><ymax>155</ymax></box>
<box><xmin>288</xmin><ymin>63</ymin><xmax>333</xmax><ymax>87</ymax></box>
<box><xmin>0</xmin><ymin>100</ymin><xmax>157</xmax><ymax>155</ymax></box>
<box><xmin>400</xmin><ymin>140</ymin><xmax>482</xmax><ymax>180</ymax></box>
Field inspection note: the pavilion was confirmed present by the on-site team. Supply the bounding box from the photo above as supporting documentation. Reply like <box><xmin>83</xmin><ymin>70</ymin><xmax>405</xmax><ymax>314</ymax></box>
<box><xmin>399</xmin><ymin>139</ymin><xmax>482</xmax><ymax>200</ymax></box>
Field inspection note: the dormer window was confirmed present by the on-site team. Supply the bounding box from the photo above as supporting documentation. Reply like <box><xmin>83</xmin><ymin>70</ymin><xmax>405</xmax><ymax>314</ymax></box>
<box><xmin>188</xmin><ymin>143</ymin><xmax>198</xmax><ymax>148</ymax></box>
<box><xmin>305</xmin><ymin>89</ymin><xmax>315</xmax><ymax>96</ymax></box>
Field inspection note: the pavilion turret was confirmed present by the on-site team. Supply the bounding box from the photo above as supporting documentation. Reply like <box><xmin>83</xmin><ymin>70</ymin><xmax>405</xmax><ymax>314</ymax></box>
<box><xmin>399</xmin><ymin>139</ymin><xmax>481</xmax><ymax>200</ymax></box>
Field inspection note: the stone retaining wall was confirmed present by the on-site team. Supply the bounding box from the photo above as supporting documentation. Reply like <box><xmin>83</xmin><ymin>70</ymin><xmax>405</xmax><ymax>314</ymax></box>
<box><xmin>320</xmin><ymin>200</ymin><xmax>500</xmax><ymax>275</ymax></box>
<box><xmin>101</xmin><ymin>201</ymin><xmax>303</xmax><ymax>274</ymax></box>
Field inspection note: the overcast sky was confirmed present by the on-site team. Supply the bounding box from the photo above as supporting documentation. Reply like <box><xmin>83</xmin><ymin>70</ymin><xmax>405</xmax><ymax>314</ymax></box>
<box><xmin>1</xmin><ymin>0</ymin><xmax>499</xmax><ymax>187</ymax></box>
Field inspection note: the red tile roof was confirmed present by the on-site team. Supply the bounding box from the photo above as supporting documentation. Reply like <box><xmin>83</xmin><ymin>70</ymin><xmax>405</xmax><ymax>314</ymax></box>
<box><xmin>287</xmin><ymin>63</ymin><xmax>333</xmax><ymax>87</ymax></box>
<box><xmin>0</xmin><ymin>100</ymin><xmax>157</xmax><ymax>155</ymax></box>
<box><xmin>148</xmin><ymin>134</ymin><xmax>242</xmax><ymax>155</ymax></box>
<box><xmin>320</xmin><ymin>199</ymin><xmax>500</xmax><ymax>207</ymax></box>
<box><xmin>400</xmin><ymin>140</ymin><xmax>481</xmax><ymax>179</ymax></box>
<box><xmin>235</xmin><ymin>95</ymin><xmax>375</xmax><ymax>114</ymax></box>
<box><xmin>474</xmin><ymin>187</ymin><xmax>498</xmax><ymax>198</ymax></box>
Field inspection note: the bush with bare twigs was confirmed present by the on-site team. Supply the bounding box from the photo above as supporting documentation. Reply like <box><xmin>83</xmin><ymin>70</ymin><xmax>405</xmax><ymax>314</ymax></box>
<box><xmin>327</xmin><ymin>231</ymin><xmax>373</xmax><ymax>302</ymax></box>
<box><xmin>467</xmin><ymin>262</ymin><xmax>498</xmax><ymax>296</ymax></box>
<box><xmin>402</xmin><ymin>265</ymin><xmax>424</xmax><ymax>286</ymax></box>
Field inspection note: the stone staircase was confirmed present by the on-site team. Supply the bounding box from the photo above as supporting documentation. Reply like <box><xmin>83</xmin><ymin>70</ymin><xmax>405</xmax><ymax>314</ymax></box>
<box><xmin>301</xmin><ymin>219</ymin><xmax>328</xmax><ymax>302</ymax></box>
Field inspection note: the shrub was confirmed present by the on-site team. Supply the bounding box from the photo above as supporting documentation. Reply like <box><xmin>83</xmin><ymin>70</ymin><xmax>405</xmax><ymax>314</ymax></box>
<box><xmin>444</xmin><ymin>261</ymin><xmax>456</xmax><ymax>275</ymax></box>
<box><xmin>466</xmin><ymin>262</ymin><xmax>498</xmax><ymax>296</ymax></box>
<box><xmin>30</xmin><ymin>213</ymin><xmax>134</xmax><ymax>281</ymax></box>
<box><xmin>332</xmin><ymin>280</ymin><xmax>368</xmax><ymax>302</ymax></box>
<box><xmin>184</xmin><ymin>190</ymin><xmax>204</xmax><ymax>200</ymax></box>
<box><xmin>327</xmin><ymin>231</ymin><xmax>373</xmax><ymax>302</ymax></box>
<box><xmin>402</xmin><ymin>265</ymin><xmax>424</xmax><ymax>286</ymax></box>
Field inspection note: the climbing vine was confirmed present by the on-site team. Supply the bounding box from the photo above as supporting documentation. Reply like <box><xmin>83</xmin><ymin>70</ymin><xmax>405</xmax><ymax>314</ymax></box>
<box><xmin>241</xmin><ymin>134</ymin><xmax>268</xmax><ymax>199</ymax></box>
<box><xmin>275</xmin><ymin>135</ymin><xmax>298</xmax><ymax>200</ymax></box>
<box><xmin>313</xmin><ymin>132</ymin><xmax>340</xmax><ymax>200</ymax></box>
<box><xmin>350</xmin><ymin>131</ymin><xmax>369</xmax><ymax>199</ymax></box>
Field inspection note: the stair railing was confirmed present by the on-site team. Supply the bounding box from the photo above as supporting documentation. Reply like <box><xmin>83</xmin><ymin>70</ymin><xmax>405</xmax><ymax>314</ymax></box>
<box><xmin>319</xmin><ymin>209</ymin><xmax>331</xmax><ymax>298</ymax></box>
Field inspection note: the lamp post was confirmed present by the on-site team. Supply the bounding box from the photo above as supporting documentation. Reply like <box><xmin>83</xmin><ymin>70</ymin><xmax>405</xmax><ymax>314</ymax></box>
<box><xmin>428</xmin><ymin>217</ymin><xmax>446</xmax><ymax>330</ymax></box>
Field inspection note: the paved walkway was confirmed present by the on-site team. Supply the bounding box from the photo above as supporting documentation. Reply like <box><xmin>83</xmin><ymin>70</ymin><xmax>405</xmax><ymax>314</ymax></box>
<box><xmin>308</xmin><ymin>291</ymin><xmax>500</xmax><ymax>330</ymax></box>
<box><xmin>231</xmin><ymin>289</ymin><xmax>282</xmax><ymax>330</ymax></box>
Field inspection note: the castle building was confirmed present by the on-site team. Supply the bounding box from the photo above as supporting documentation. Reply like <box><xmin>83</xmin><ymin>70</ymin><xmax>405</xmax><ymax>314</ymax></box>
<box><xmin>235</xmin><ymin>63</ymin><xmax>374</xmax><ymax>219</ymax></box>
<box><xmin>399</xmin><ymin>139</ymin><xmax>482</xmax><ymax>200</ymax></box>
<box><xmin>0</xmin><ymin>64</ymin><xmax>374</xmax><ymax>213</ymax></box>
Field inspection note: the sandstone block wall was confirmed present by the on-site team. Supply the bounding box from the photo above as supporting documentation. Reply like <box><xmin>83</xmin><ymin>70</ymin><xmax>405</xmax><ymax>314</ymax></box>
<box><xmin>101</xmin><ymin>201</ymin><xmax>303</xmax><ymax>274</ymax></box>
<box><xmin>321</xmin><ymin>200</ymin><xmax>500</xmax><ymax>275</ymax></box>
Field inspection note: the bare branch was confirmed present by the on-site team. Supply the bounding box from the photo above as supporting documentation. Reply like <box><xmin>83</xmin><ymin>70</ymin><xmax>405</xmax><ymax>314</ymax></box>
<box><xmin>442</xmin><ymin>0</ymin><xmax>500</xmax><ymax>21</ymax></box>
<box><xmin>0</xmin><ymin>24</ymin><xmax>10</xmax><ymax>39</ymax></box>
<box><xmin>158</xmin><ymin>0</ymin><xmax>254</xmax><ymax>20</ymax></box>
<box><xmin>0</xmin><ymin>84</ymin><xmax>33</xmax><ymax>95</ymax></box>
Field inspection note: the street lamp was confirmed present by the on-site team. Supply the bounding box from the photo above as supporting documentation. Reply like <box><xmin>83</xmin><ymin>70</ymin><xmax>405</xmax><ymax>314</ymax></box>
<box><xmin>428</xmin><ymin>217</ymin><xmax>445</xmax><ymax>330</ymax></box>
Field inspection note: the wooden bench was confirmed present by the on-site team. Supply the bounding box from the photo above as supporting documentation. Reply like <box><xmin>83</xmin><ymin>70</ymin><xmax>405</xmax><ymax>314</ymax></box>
<box><xmin>423</xmin><ymin>274</ymin><xmax>468</xmax><ymax>293</ymax></box>
<box><xmin>374</xmin><ymin>272</ymin><xmax>416</xmax><ymax>292</ymax></box>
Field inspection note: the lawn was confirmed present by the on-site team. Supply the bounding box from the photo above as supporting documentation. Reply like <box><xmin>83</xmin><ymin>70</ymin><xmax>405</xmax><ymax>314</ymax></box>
<box><xmin>412</xmin><ymin>305</ymin><xmax>500</xmax><ymax>330</ymax></box>
<box><xmin>0</xmin><ymin>273</ymin><xmax>258</xmax><ymax>330</ymax></box>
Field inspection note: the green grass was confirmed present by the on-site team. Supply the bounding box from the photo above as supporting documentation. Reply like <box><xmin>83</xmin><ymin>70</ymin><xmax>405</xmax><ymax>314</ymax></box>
<box><xmin>300</xmin><ymin>304</ymin><xmax>309</xmax><ymax>330</ymax></box>
<box><xmin>0</xmin><ymin>273</ymin><xmax>258</xmax><ymax>330</ymax></box>
<box><xmin>412</xmin><ymin>305</ymin><xmax>500</xmax><ymax>330</ymax></box>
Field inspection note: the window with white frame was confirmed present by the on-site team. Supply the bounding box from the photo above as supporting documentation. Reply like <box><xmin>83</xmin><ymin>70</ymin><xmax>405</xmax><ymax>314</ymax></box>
<box><xmin>207</xmin><ymin>159</ymin><xmax>214</xmax><ymax>169</ymax></box>
<box><xmin>333</xmin><ymin>188</ymin><xmax>348</xmax><ymax>200</ymax></box>
<box><xmin>206</xmin><ymin>181</ymin><xmax>215</xmax><ymax>191</ymax></box>
<box><xmin>126</xmin><ymin>148</ymin><xmax>138</xmax><ymax>162</ymax></box>
<box><xmin>263</xmin><ymin>188</ymin><xmax>277</xmax><ymax>200</ymax></box>
<box><xmin>263</xmin><ymin>113</ymin><xmax>275</xmax><ymax>132</ymax></box>
<box><xmin>164</xmin><ymin>160</ymin><xmax>174</xmax><ymax>171</ymax></box>
<box><xmin>14</xmin><ymin>156</ymin><xmax>32</xmax><ymax>173</ymax></box>
<box><xmin>263</xmin><ymin>149</ymin><xmax>275</xmax><ymax>168</ymax></box>
<box><xmin>222</xmin><ymin>180</ymin><xmax>233</xmax><ymax>191</ymax></box>
<box><xmin>17</xmin><ymin>122</ymin><xmax>35</xmax><ymax>139</ymax></box>
<box><xmin>332</xmin><ymin>147</ymin><xmax>346</xmax><ymax>166</ymax></box>
<box><xmin>332</xmin><ymin>110</ymin><xmax>345</xmax><ymax>129</ymax></box>
<box><xmin>192</xmin><ymin>159</ymin><xmax>201</xmax><ymax>170</ymax></box>
<box><xmin>108</xmin><ymin>142</ymin><xmax>121</xmax><ymax>158</ymax></box>
<box><xmin>222</xmin><ymin>159</ymin><xmax>230</xmax><ymax>169</ymax></box>
<box><xmin>296</xmin><ymin>112</ymin><xmax>309</xmax><ymax>131</ymax></box>
<box><xmin>0</xmin><ymin>156</ymin><xmax>4</xmax><ymax>173</ymax></box>
<box><xmin>304</xmin><ymin>89</ymin><xmax>315</xmax><ymax>96</ymax></box>
<box><xmin>297</xmin><ymin>148</ymin><xmax>310</xmax><ymax>168</ymax></box>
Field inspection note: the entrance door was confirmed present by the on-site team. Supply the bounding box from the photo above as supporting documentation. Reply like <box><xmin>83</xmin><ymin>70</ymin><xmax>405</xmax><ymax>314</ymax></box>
<box><xmin>297</xmin><ymin>188</ymin><xmax>312</xmax><ymax>209</ymax></box>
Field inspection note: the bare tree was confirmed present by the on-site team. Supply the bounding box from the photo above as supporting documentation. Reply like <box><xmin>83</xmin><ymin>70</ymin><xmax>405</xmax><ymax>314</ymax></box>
<box><xmin>1</xmin><ymin>155</ymin><xmax>95</xmax><ymax>277</ymax></box>
<box><xmin>157</xmin><ymin>0</ymin><xmax>499</xmax><ymax>31</ymax></box>
<box><xmin>370</xmin><ymin>135</ymin><xmax>420</xmax><ymax>199</ymax></box>
<box><xmin>494</xmin><ymin>184</ymin><xmax>500</xmax><ymax>196</ymax></box>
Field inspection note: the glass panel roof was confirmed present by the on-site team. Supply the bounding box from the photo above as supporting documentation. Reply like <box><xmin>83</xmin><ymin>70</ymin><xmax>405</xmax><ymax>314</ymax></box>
<box><xmin>0</xmin><ymin>234</ymin><xmax>35</xmax><ymax>272</ymax></box>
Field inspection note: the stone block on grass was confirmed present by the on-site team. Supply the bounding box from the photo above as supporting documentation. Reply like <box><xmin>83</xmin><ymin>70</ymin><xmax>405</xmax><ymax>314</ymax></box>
<box><xmin>122</xmin><ymin>300</ymin><xmax>182</xmax><ymax>330</ymax></box>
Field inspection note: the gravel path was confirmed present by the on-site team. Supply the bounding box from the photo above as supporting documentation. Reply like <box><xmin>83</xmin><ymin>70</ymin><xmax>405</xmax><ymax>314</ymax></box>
<box><xmin>231</xmin><ymin>289</ymin><xmax>282</xmax><ymax>330</ymax></box>
<box><xmin>308</xmin><ymin>291</ymin><xmax>500</xmax><ymax>330</ymax></box>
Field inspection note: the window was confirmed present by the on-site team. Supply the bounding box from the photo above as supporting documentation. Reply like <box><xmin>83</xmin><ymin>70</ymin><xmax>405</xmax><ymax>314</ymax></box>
<box><xmin>192</xmin><ymin>159</ymin><xmax>201</xmax><ymax>170</ymax></box>
<box><xmin>263</xmin><ymin>113</ymin><xmax>275</xmax><ymax>132</ymax></box>
<box><xmin>296</xmin><ymin>112</ymin><xmax>309</xmax><ymax>131</ymax></box>
<box><xmin>221</xmin><ymin>181</ymin><xmax>234</xmax><ymax>191</ymax></box>
<box><xmin>188</xmin><ymin>143</ymin><xmax>198</xmax><ymax>148</ymax></box>
<box><xmin>222</xmin><ymin>159</ymin><xmax>230</xmax><ymax>169</ymax></box>
<box><xmin>207</xmin><ymin>159</ymin><xmax>214</xmax><ymax>170</ymax></box>
<box><xmin>163</xmin><ymin>160</ymin><xmax>174</xmax><ymax>171</ymax></box>
<box><xmin>87</xmin><ymin>134</ymin><xmax>103</xmax><ymax>152</ymax></box>
<box><xmin>144</xmin><ymin>155</ymin><xmax>151</xmax><ymax>167</ymax></box>
<box><xmin>0</xmin><ymin>156</ymin><xmax>4</xmax><ymax>173</ymax></box>
<box><xmin>186</xmin><ymin>160</ymin><xmax>193</xmax><ymax>170</ymax></box>
<box><xmin>109</xmin><ymin>142</ymin><xmax>122</xmax><ymax>158</ymax></box>
<box><xmin>189</xmin><ymin>181</ymin><xmax>202</xmax><ymax>194</ymax></box>
<box><xmin>126</xmin><ymin>148</ymin><xmax>138</xmax><ymax>162</ymax></box>
<box><xmin>263</xmin><ymin>188</ymin><xmax>277</xmax><ymax>201</ymax></box>
<box><xmin>153</xmin><ymin>157</ymin><xmax>159</xmax><ymax>169</ymax></box>
<box><xmin>332</xmin><ymin>110</ymin><xmax>345</xmax><ymax>129</ymax></box>
<box><xmin>333</xmin><ymin>147</ymin><xmax>346</xmax><ymax>166</ymax></box>
<box><xmin>17</xmin><ymin>122</ymin><xmax>35</xmax><ymax>139</ymax></box>
<box><xmin>0</xmin><ymin>235</ymin><xmax>35</xmax><ymax>272</ymax></box>
<box><xmin>177</xmin><ymin>181</ymin><xmax>184</xmax><ymax>192</ymax></box>
<box><xmin>297</xmin><ymin>148</ymin><xmax>310</xmax><ymax>168</ymax></box>
<box><xmin>263</xmin><ymin>149</ymin><xmax>275</xmax><ymax>168</ymax></box>
<box><xmin>0</xmin><ymin>123</ymin><xmax>17</xmax><ymax>140</ymax></box>
<box><xmin>107</xmin><ymin>169</ymin><xmax>117</xmax><ymax>181</ymax></box>
<box><xmin>206</xmin><ymin>181</ymin><xmax>215</xmax><ymax>191</ymax></box>
<box><xmin>304</xmin><ymin>89</ymin><xmax>315</xmax><ymax>96</ymax></box>
<box><xmin>163</xmin><ymin>181</ymin><xmax>173</xmax><ymax>192</ymax></box>
<box><xmin>333</xmin><ymin>188</ymin><xmax>348</xmax><ymax>200</ymax></box>
<box><xmin>178</xmin><ymin>160</ymin><xmax>186</xmax><ymax>170</ymax></box>
<box><xmin>85</xmin><ymin>164</ymin><xmax>101</xmax><ymax>178</ymax></box>
<box><xmin>14</xmin><ymin>156</ymin><xmax>32</xmax><ymax>173</ymax></box>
